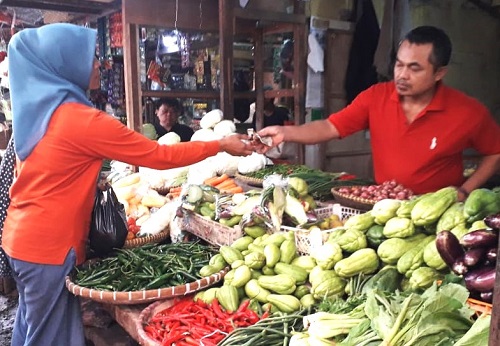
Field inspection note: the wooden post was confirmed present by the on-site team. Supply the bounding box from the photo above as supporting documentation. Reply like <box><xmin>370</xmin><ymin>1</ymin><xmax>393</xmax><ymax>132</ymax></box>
<box><xmin>254</xmin><ymin>27</ymin><xmax>264</xmax><ymax>130</ymax></box>
<box><xmin>293</xmin><ymin>0</ymin><xmax>306</xmax><ymax>164</ymax></box>
<box><xmin>219</xmin><ymin>0</ymin><xmax>234</xmax><ymax>119</ymax></box>
<box><xmin>489</xmin><ymin>238</ymin><xmax>500</xmax><ymax>345</ymax></box>
<box><xmin>122</xmin><ymin>21</ymin><xmax>142</xmax><ymax>133</ymax></box>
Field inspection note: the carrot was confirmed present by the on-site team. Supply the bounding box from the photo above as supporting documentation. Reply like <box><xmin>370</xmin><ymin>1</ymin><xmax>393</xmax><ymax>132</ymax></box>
<box><xmin>222</xmin><ymin>186</ymin><xmax>244</xmax><ymax>194</ymax></box>
<box><xmin>215</xmin><ymin>179</ymin><xmax>237</xmax><ymax>190</ymax></box>
<box><xmin>169</xmin><ymin>186</ymin><xmax>183</xmax><ymax>193</ymax></box>
<box><xmin>203</xmin><ymin>176</ymin><xmax>220</xmax><ymax>185</ymax></box>
<box><xmin>219</xmin><ymin>184</ymin><xmax>238</xmax><ymax>193</ymax></box>
<box><xmin>207</xmin><ymin>174</ymin><xmax>229</xmax><ymax>187</ymax></box>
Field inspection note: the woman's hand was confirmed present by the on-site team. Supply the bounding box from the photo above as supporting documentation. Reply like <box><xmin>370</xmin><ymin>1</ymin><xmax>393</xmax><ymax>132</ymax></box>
<box><xmin>218</xmin><ymin>134</ymin><xmax>254</xmax><ymax>156</ymax></box>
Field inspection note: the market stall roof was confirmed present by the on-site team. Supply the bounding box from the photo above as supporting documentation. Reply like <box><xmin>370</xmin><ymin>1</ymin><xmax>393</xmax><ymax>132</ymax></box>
<box><xmin>0</xmin><ymin>0</ymin><xmax>121</xmax><ymax>26</ymax></box>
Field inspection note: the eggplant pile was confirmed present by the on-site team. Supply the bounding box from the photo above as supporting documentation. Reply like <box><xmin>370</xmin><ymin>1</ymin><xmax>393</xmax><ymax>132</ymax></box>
<box><xmin>436</xmin><ymin>212</ymin><xmax>500</xmax><ymax>303</ymax></box>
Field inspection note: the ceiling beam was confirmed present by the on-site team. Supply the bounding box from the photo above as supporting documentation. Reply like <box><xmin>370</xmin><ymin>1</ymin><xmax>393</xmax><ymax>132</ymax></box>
<box><xmin>0</xmin><ymin>0</ymin><xmax>119</xmax><ymax>14</ymax></box>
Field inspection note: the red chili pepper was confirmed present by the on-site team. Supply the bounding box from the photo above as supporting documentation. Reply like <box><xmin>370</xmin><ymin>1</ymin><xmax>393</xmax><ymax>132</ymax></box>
<box><xmin>161</xmin><ymin>331</ymin><xmax>187</xmax><ymax>346</ymax></box>
<box><xmin>211</xmin><ymin>299</ymin><xmax>228</xmax><ymax>319</ymax></box>
<box><xmin>338</xmin><ymin>174</ymin><xmax>357</xmax><ymax>180</ymax></box>
<box><xmin>183</xmin><ymin>336</ymin><xmax>200</xmax><ymax>346</ymax></box>
<box><xmin>236</xmin><ymin>299</ymin><xmax>251</xmax><ymax>313</ymax></box>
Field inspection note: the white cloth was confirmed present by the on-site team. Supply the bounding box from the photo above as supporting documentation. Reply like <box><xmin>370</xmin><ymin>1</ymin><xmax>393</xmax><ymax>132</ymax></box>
<box><xmin>0</xmin><ymin>58</ymin><xmax>9</xmax><ymax>90</ymax></box>
<box><xmin>307</xmin><ymin>33</ymin><xmax>324</xmax><ymax>73</ymax></box>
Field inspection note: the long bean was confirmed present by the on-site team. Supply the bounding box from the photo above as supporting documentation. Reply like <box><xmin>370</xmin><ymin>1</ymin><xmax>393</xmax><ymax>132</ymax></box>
<box><xmin>218</xmin><ymin>310</ymin><xmax>310</xmax><ymax>346</ymax></box>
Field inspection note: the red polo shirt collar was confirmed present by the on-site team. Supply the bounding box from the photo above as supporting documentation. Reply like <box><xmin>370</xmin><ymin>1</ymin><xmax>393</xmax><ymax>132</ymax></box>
<box><xmin>389</xmin><ymin>81</ymin><xmax>446</xmax><ymax>112</ymax></box>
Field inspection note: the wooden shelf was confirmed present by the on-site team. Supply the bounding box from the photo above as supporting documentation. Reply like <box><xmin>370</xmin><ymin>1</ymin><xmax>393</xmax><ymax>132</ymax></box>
<box><xmin>141</xmin><ymin>90</ymin><xmax>220</xmax><ymax>99</ymax></box>
<box><xmin>233</xmin><ymin>8</ymin><xmax>305</xmax><ymax>24</ymax></box>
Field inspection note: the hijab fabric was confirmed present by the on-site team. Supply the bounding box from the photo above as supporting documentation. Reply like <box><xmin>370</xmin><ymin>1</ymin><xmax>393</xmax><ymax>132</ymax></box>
<box><xmin>8</xmin><ymin>23</ymin><xmax>97</xmax><ymax>160</ymax></box>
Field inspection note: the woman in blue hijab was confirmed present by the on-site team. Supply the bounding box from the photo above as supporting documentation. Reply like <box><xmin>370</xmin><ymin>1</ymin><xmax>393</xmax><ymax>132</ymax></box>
<box><xmin>2</xmin><ymin>23</ymin><xmax>252</xmax><ymax>346</ymax></box>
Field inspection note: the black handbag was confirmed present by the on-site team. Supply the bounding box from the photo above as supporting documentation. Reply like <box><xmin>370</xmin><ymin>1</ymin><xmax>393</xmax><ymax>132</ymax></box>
<box><xmin>88</xmin><ymin>183</ymin><xmax>129</xmax><ymax>257</ymax></box>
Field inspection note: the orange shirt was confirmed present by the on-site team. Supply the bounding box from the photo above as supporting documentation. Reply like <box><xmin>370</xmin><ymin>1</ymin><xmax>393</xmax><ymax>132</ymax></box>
<box><xmin>2</xmin><ymin>103</ymin><xmax>219</xmax><ymax>265</ymax></box>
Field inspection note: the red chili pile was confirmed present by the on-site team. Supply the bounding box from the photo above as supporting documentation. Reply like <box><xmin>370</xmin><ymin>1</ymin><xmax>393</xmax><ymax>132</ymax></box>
<box><xmin>143</xmin><ymin>298</ymin><xmax>267</xmax><ymax>346</ymax></box>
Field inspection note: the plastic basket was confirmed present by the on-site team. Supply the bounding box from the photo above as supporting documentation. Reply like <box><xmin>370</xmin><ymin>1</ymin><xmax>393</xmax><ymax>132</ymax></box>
<box><xmin>287</xmin><ymin>203</ymin><xmax>364</xmax><ymax>255</ymax></box>
<box><xmin>467</xmin><ymin>298</ymin><xmax>492</xmax><ymax>317</ymax></box>
<box><xmin>178</xmin><ymin>212</ymin><xmax>244</xmax><ymax>247</ymax></box>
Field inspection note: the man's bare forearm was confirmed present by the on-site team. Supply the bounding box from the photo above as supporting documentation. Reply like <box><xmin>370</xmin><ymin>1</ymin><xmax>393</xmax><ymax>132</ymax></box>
<box><xmin>282</xmin><ymin>119</ymin><xmax>339</xmax><ymax>144</ymax></box>
<box><xmin>461</xmin><ymin>153</ymin><xmax>500</xmax><ymax>193</ymax></box>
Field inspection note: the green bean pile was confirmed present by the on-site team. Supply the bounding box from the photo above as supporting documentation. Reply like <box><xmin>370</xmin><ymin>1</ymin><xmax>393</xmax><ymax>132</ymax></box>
<box><xmin>243</xmin><ymin>164</ymin><xmax>332</xmax><ymax>180</ymax></box>
<box><xmin>217</xmin><ymin>309</ymin><xmax>310</xmax><ymax>346</ymax></box>
<box><xmin>74</xmin><ymin>242</ymin><xmax>217</xmax><ymax>291</ymax></box>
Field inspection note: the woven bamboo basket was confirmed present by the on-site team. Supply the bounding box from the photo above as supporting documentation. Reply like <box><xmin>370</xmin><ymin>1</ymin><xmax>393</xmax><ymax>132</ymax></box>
<box><xmin>136</xmin><ymin>298</ymin><xmax>186</xmax><ymax>346</ymax></box>
<box><xmin>123</xmin><ymin>229</ymin><xmax>169</xmax><ymax>249</ymax></box>
<box><xmin>331</xmin><ymin>186</ymin><xmax>376</xmax><ymax>211</ymax></box>
<box><xmin>234</xmin><ymin>172</ymin><xmax>263</xmax><ymax>187</ymax></box>
<box><xmin>65</xmin><ymin>267</ymin><xmax>228</xmax><ymax>305</ymax></box>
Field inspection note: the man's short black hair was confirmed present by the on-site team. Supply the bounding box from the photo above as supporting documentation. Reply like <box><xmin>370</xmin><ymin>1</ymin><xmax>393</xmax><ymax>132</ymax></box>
<box><xmin>403</xmin><ymin>26</ymin><xmax>452</xmax><ymax>69</ymax></box>
<box><xmin>155</xmin><ymin>98</ymin><xmax>181</xmax><ymax>113</ymax></box>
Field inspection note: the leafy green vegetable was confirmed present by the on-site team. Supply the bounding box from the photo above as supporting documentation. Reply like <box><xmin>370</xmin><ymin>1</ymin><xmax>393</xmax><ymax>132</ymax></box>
<box><xmin>364</xmin><ymin>282</ymin><xmax>476</xmax><ymax>346</ymax></box>
<box><xmin>453</xmin><ymin>313</ymin><xmax>490</xmax><ymax>346</ymax></box>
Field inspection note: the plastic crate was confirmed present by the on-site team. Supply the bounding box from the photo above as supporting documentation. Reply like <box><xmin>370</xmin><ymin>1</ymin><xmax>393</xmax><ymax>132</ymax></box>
<box><xmin>467</xmin><ymin>298</ymin><xmax>492</xmax><ymax>317</ymax></box>
<box><xmin>178</xmin><ymin>212</ymin><xmax>243</xmax><ymax>247</ymax></box>
<box><xmin>286</xmin><ymin>203</ymin><xmax>364</xmax><ymax>255</ymax></box>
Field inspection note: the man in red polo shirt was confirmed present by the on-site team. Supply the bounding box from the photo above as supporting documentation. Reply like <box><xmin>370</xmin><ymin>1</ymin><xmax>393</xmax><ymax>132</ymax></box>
<box><xmin>256</xmin><ymin>26</ymin><xmax>500</xmax><ymax>199</ymax></box>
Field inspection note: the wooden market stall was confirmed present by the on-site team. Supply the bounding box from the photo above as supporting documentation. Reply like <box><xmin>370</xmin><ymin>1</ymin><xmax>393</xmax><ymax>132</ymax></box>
<box><xmin>121</xmin><ymin>0</ymin><xmax>308</xmax><ymax>163</ymax></box>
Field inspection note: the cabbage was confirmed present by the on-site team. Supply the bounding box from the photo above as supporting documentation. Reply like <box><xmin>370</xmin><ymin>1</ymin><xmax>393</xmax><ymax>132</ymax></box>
<box><xmin>190</xmin><ymin>128</ymin><xmax>223</xmax><ymax>142</ymax></box>
<box><xmin>213</xmin><ymin>120</ymin><xmax>236</xmax><ymax>137</ymax></box>
<box><xmin>158</xmin><ymin>132</ymin><xmax>181</xmax><ymax>145</ymax></box>
<box><xmin>142</xmin><ymin>123</ymin><xmax>158</xmax><ymax>140</ymax></box>
<box><xmin>200</xmin><ymin>109</ymin><xmax>223</xmax><ymax>129</ymax></box>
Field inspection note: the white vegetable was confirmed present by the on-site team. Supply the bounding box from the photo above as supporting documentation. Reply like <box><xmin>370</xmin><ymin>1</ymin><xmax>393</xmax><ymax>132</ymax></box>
<box><xmin>137</xmin><ymin>201</ymin><xmax>177</xmax><ymax>236</ymax></box>
<box><xmin>213</xmin><ymin>120</ymin><xmax>236</xmax><ymax>137</ymax></box>
<box><xmin>187</xmin><ymin>159</ymin><xmax>218</xmax><ymax>185</ymax></box>
<box><xmin>237</xmin><ymin>152</ymin><xmax>267</xmax><ymax>174</ymax></box>
<box><xmin>199</xmin><ymin>109</ymin><xmax>223</xmax><ymax>129</ymax></box>
<box><xmin>190</xmin><ymin>128</ymin><xmax>223</xmax><ymax>142</ymax></box>
<box><xmin>211</xmin><ymin>152</ymin><xmax>242</xmax><ymax>176</ymax></box>
<box><xmin>158</xmin><ymin>132</ymin><xmax>181</xmax><ymax>145</ymax></box>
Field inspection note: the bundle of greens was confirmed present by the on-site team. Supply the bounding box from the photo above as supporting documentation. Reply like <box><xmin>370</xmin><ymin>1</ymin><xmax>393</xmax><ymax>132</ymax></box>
<box><xmin>314</xmin><ymin>281</ymin><xmax>487</xmax><ymax>346</ymax></box>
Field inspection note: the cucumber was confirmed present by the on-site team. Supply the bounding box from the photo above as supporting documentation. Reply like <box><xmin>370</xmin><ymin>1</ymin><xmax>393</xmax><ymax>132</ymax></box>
<box><xmin>186</xmin><ymin>184</ymin><xmax>204</xmax><ymax>204</ymax></box>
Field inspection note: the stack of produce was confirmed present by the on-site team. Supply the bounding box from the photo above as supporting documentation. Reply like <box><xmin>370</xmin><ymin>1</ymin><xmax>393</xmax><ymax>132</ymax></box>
<box><xmin>335</xmin><ymin>179</ymin><xmax>414</xmax><ymax>201</ymax></box>
<box><xmin>436</xmin><ymin>212</ymin><xmax>500</xmax><ymax>302</ymax></box>
<box><xmin>239</xmin><ymin>164</ymin><xmax>371</xmax><ymax>200</ymax></box>
<box><xmin>142</xmin><ymin>298</ymin><xmax>266</xmax><ymax>345</ymax></box>
<box><xmin>179</xmin><ymin>176</ymin><xmax>331</xmax><ymax>234</ymax></box>
<box><xmin>74</xmin><ymin>242</ymin><xmax>216</xmax><ymax>291</ymax></box>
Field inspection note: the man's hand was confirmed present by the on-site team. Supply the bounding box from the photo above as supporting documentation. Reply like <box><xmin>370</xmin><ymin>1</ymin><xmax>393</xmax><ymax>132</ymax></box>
<box><xmin>255</xmin><ymin>126</ymin><xmax>285</xmax><ymax>154</ymax></box>
<box><xmin>218</xmin><ymin>134</ymin><xmax>254</xmax><ymax>156</ymax></box>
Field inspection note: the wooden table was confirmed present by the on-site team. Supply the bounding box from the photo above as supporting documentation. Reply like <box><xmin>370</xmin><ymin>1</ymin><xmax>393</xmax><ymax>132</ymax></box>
<box><xmin>102</xmin><ymin>303</ymin><xmax>148</xmax><ymax>343</ymax></box>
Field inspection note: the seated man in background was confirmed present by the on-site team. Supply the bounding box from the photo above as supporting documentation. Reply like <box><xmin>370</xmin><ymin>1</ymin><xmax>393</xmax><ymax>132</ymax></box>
<box><xmin>154</xmin><ymin>98</ymin><xmax>194</xmax><ymax>142</ymax></box>
<box><xmin>253</xmin><ymin>98</ymin><xmax>290</xmax><ymax>129</ymax></box>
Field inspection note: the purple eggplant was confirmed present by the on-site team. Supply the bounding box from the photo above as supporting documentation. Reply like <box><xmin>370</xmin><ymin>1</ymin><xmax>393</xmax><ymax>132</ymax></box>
<box><xmin>484</xmin><ymin>213</ymin><xmax>500</xmax><ymax>230</ymax></box>
<box><xmin>464</xmin><ymin>266</ymin><xmax>496</xmax><ymax>293</ymax></box>
<box><xmin>452</xmin><ymin>256</ymin><xmax>468</xmax><ymax>275</ymax></box>
<box><xmin>436</xmin><ymin>231</ymin><xmax>465</xmax><ymax>268</ymax></box>
<box><xmin>460</xmin><ymin>229</ymin><xmax>498</xmax><ymax>249</ymax></box>
<box><xmin>480</xmin><ymin>291</ymin><xmax>494</xmax><ymax>303</ymax></box>
<box><xmin>463</xmin><ymin>247</ymin><xmax>488</xmax><ymax>267</ymax></box>
<box><xmin>486</xmin><ymin>247</ymin><xmax>498</xmax><ymax>262</ymax></box>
